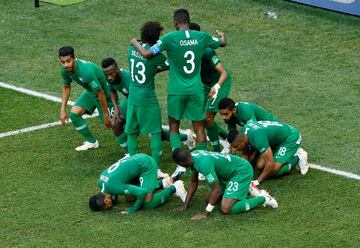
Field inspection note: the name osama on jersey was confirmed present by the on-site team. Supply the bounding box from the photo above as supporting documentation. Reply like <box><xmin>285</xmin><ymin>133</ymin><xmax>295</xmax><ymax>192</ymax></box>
<box><xmin>179</xmin><ymin>39</ymin><xmax>198</xmax><ymax>46</ymax></box>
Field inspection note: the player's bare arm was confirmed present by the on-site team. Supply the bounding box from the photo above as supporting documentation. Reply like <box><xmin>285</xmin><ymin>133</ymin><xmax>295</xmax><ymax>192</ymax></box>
<box><xmin>96</xmin><ymin>89</ymin><xmax>111</xmax><ymax>128</ymax></box>
<box><xmin>256</xmin><ymin>148</ymin><xmax>275</xmax><ymax>184</ymax></box>
<box><xmin>208</xmin><ymin>63</ymin><xmax>228</xmax><ymax>99</ymax></box>
<box><xmin>60</xmin><ymin>85</ymin><xmax>71</xmax><ymax>125</ymax></box>
<box><xmin>191</xmin><ymin>181</ymin><xmax>222</xmax><ymax>220</ymax></box>
<box><xmin>110</xmin><ymin>89</ymin><xmax>121</xmax><ymax>117</ymax></box>
<box><xmin>173</xmin><ymin>172</ymin><xmax>198</xmax><ymax>212</ymax></box>
<box><xmin>130</xmin><ymin>39</ymin><xmax>153</xmax><ymax>58</ymax></box>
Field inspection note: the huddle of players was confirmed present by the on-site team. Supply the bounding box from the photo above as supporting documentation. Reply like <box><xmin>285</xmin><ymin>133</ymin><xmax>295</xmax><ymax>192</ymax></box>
<box><xmin>58</xmin><ymin>9</ymin><xmax>309</xmax><ymax>219</ymax></box>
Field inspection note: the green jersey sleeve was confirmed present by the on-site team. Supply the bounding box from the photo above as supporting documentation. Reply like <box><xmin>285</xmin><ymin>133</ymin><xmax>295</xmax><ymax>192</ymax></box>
<box><xmin>60</xmin><ymin>68</ymin><xmax>72</xmax><ymax>86</ymax></box>
<box><xmin>203</xmin><ymin>32</ymin><xmax>221</xmax><ymax>49</ymax></box>
<box><xmin>196</xmin><ymin>157</ymin><xmax>219</xmax><ymax>184</ymax></box>
<box><xmin>248</xmin><ymin>128</ymin><xmax>270</xmax><ymax>153</ymax></box>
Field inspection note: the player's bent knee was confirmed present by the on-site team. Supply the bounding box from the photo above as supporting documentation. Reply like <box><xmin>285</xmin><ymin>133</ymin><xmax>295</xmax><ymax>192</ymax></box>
<box><xmin>220</xmin><ymin>205</ymin><xmax>232</xmax><ymax>215</ymax></box>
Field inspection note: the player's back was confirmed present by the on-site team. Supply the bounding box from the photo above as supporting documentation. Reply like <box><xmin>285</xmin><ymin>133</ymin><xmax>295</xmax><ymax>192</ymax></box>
<box><xmin>160</xmin><ymin>30</ymin><xmax>220</xmax><ymax>95</ymax></box>
<box><xmin>236</xmin><ymin>102</ymin><xmax>279</xmax><ymax>125</ymax></box>
<box><xmin>192</xmin><ymin>150</ymin><xmax>251</xmax><ymax>182</ymax></box>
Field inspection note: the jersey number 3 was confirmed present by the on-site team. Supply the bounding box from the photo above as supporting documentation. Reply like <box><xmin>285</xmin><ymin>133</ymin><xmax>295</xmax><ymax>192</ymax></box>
<box><xmin>183</xmin><ymin>51</ymin><xmax>195</xmax><ymax>74</ymax></box>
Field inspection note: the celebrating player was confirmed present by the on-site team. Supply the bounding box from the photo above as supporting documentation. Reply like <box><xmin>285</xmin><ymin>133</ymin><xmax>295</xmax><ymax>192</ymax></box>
<box><xmin>171</xmin><ymin>149</ymin><xmax>278</xmax><ymax>220</ymax></box>
<box><xmin>189</xmin><ymin>22</ymin><xmax>232</xmax><ymax>153</ymax></box>
<box><xmin>89</xmin><ymin>153</ymin><xmax>187</xmax><ymax>214</ymax></box>
<box><xmin>59</xmin><ymin>46</ymin><xmax>111</xmax><ymax>151</ymax></box>
<box><xmin>101</xmin><ymin>57</ymin><xmax>131</xmax><ymax>154</ymax></box>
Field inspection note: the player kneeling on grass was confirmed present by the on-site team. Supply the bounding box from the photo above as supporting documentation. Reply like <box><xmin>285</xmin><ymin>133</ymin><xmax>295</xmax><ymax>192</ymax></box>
<box><xmin>171</xmin><ymin>148</ymin><xmax>278</xmax><ymax>220</ymax></box>
<box><xmin>89</xmin><ymin>153</ymin><xmax>187</xmax><ymax>215</ymax></box>
<box><xmin>228</xmin><ymin>121</ymin><xmax>309</xmax><ymax>187</ymax></box>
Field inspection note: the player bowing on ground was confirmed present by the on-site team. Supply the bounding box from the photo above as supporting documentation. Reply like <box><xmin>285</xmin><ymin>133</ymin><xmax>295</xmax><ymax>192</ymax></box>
<box><xmin>228</xmin><ymin>121</ymin><xmax>309</xmax><ymax>186</ymax></box>
<box><xmin>189</xmin><ymin>22</ymin><xmax>232</xmax><ymax>153</ymax></box>
<box><xmin>101</xmin><ymin>57</ymin><xmax>131</xmax><ymax>154</ymax></box>
<box><xmin>59</xmin><ymin>46</ymin><xmax>111</xmax><ymax>151</ymax></box>
<box><xmin>89</xmin><ymin>153</ymin><xmax>187</xmax><ymax>214</ymax></box>
<box><xmin>131</xmin><ymin>8</ymin><xmax>227</xmax><ymax>153</ymax></box>
<box><xmin>172</xmin><ymin>149</ymin><xmax>278</xmax><ymax>220</ymax></box>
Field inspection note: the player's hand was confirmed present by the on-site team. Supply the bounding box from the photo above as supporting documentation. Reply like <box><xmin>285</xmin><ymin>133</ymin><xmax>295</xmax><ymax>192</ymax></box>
<box><xmin>172</xmin><ymin>206</ymin><xmax>188</xmax><ymax>212</ymax></box>
<box><xmin>60</xmin><ymin>111</ymin><xmax>68</xmax><ymax>126</ymax></box>
<box><xmin>208</xmin><ymin>83</ymin><xmax>220</xmax><ymax>99</ymax></box>
<box><xmin>120</xmin><ymin>210</ymin><xmax>129</xmax><ymax>215</ymax></box>
<box><xmin>104</xmin><ymin>116</ymin><xmax>112</xmax><ymax>128</ymax></box>
<box><xmin>114</xmin><ymin>107</ymin><xmax>122</xmax><ymax>117</ymax></box>
<box><xmin>251</xmin><ymin>180</ymin><xmax>260</xmax><ymax>186</ymax></box>
<box><xmin>216</xmin><ymin>30</ymin><xmax>225</xmax><ymax>37</ymax></box>
<box><xmin>191</xmin><ymin>212</ymin><xmax>209</xmax><ymax>220</ymax></box>
<box><xmin>130</xmin><ymin>38</ymin><xmax>138</xmax><ymax>45</ymax></box>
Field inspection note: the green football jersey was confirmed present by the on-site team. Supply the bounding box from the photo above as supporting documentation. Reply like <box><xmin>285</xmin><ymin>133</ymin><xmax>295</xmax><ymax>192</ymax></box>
<box><xmin>241</xmin><ymin>121</ymin><xmax>291</xmax><ymax>154</ymax></box>
<box><xmin>108</xmin><ymin>69</ymin><xmax>131</xmax><ymax>98</ymax></box>
<box><xmin>191</xmin><ymin>150</ymin><xmax>251</xmax><ymax>184</ymax></box>
<box><xmin>234</xmin><ymin>102</ymin><xmax>279</xmax><ymax>126</ymax></box>
<box><xmin>61</xmin><ymin>58</ymin><xmax>110</xmax><ymax>97</ymax></box>
<box><xmin>97</xmin><ymin>153</ymin><xmax>154</xmax><ymax>194</ymax></box>
<box><xmin>200</xmin><ymin>47</ymin><xmax>227</xmax><ymax>88</ymax></box>
<box><xmin>128</xmin><ymin>43</ymin><xmax>167</xmax><ymax>105</ymax></box>
<box><xmin>157</xmin><ymin>29</ymin><xmax>221</xmax><ymax>95</ymax></box>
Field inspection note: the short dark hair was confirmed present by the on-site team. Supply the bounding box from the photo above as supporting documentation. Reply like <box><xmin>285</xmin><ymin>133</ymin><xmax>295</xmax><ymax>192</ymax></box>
<box><xmin>140</xmin><ymin>21</ymin><xmax>163</xmax><ymax>45</ymax></box>
<box><xmin>59</xmin><ymin>46</ymin><xmax>74</xmax><ymax>58</ymax></box>
<box><xmin>101</xmin><ymin>57</ymin><xmax>117</xmax><ymax>69</ymax></box>
<box><xmin>218</xmin><ymin>97</ymin><xmax>236</xmax><ymax>110</ymax></box>
<box><xmin>227</xmin><ymin>128</ymin><xmax>239</xmax><ymax>143</ymax></box>
<box><xmin>189</xmin><ymin>22</ymin><xmax>201</xmax><ymax>31</ymax></box>
<box><xmin>174</xmin><ymin>8</ymin><xmax>190</xmax><ymax>24</ymax></box>
<box><xmin>172</xmin><ymin>148</ymin><xmax>191</xmax><ymax>164</ymax></box>
<box><xmin>89</xmin><ymin>193</ymin><xmax>105</xmax><ymax>211</ymax></box>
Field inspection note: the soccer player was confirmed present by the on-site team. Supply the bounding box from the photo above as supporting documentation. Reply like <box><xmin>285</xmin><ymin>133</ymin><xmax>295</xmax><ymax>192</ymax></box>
<box><xmin>126</xmin><ymin>21</ymin><xmax>169</xmax><ymax>166</ymax></box>
<box><xmin>130</xmin><ymin>8</ymin><xmax>227</xmax><ymax>154</ymax></box>
<box><xmin>189</xmin><ymin>22</ymin><xmax>232</xmax><ymax>152</ymax></box>
<box><xmin>59</xmin><ymin>46</ymin><xmax>112</xmax><ymax>151</ymax></box>
<box><xmin>89</xmin><ymin>153</ymin><xmax>187</xmax><ymax>214</ymax></box>
<box><xmin>171</xmin><ymin>148</ymin><xmax>278</xmax><ymax>220</ymax></box>
<box><xmin>101</xmin><ymin>57</ymin><xmax>131</xmax><ymax>154</ymax></box>
<box><xmin>227</xmin><ymin>121</ymin><xmax>309</xmax><ymax>186</ymax></box>
<box><xmin>218</xmin><ymin>97</ymin><xmax>279</xmax><ymax>129</ymax></box>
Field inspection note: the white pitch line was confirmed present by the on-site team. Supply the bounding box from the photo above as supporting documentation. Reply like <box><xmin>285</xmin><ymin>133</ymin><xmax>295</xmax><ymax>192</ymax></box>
<box><xmin>0</xmin><ymin>81</ymin><xmax>75</xmax><ymax>106</ymax></box>
<box><xmin>1</xmin><ymin>81</ymin><xmax>360</xmax><ymax>181</ymax></box>
<box><xmin>0</xmin><ymin>113</ymin><xmax>98</xmax><ymax>139</ymax></box>
<box><xmin>309</xmin><ymin>163</ymin><xmax>360</xmax><ymax>181</ymax></box>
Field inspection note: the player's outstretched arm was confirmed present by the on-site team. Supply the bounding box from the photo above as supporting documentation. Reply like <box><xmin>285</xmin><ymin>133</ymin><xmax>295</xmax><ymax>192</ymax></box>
<box><xmin>173</xmin><ymin>172</ymin><xmax>199</xmax><ymax>212</ymax></box>
<box><xmin>130</xmin><ymin>39</ymin><xmax>153</xmax><ymax>58</ymax></box>
<box><xmin>60</xmin><ymin>85</ymin><xmax>71</xmax><ymax>125</ymax></box>
<box><xmin>191</xmin><ymin>181</ymin><xmax>222</xmax><ymax>220</ymax></box>
<box><xmin>120</xmin><ymin>185</ymin><xmax>149</xmax><ymax>215</ymax></box>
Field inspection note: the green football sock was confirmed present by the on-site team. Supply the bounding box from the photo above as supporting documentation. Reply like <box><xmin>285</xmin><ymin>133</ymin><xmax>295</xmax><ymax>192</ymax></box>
<box><xmin>230</xmin><ymin>196</ymin><xmax>265</xmax><ymax>214</ymax></box>
<box><xmin>69</xmin><ymin>112</ymin><xmax>96</xmax><ymax>143</ymax></box>
<box><xmin>127</xmin><ymin>133</ymin><xmax>138</xmax><ymax>155</ymax></box>
<box><xmin>143</xmin><ymin>186</ymin><xmax>176</xmax><ymax>210</ymax></box>
<box><xmin>206</xmin><ymin>123</ymin><xmax>221</xmax><ymax>152</ymax></box>
<box><xmin>273</xmin><ymin>156</ymin><xmax>299</xmax><ymax>178</ymax></box>
<box><xmin>150</xmin><ymin>132</ymin><xmax>162</xmax><ymax>165</ymax></box>
<box><xmin>115</xmin><ymin>132</ymin><xmax>128</xmax><ymax>153</ymax></box>
<box><xmin>196</xmin><ymin>142</ymin><xmax>207</xmax><ymax>150</ymax></box>
<box><xmin>170</xmin><ymin>133</ymin><xmax>181</xmax><ymax>150</ymax></box>
<box><xmin>216</xmin><ymin>123</ymin><xmax>228</xmax><ymax>140</ymax></box>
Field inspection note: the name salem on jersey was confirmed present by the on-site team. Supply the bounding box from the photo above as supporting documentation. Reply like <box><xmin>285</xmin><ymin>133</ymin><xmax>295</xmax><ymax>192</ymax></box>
<box><xmin>179</xmin><ymin>39</ymin><xmax>198</xmax><ymax>46</ymax></box>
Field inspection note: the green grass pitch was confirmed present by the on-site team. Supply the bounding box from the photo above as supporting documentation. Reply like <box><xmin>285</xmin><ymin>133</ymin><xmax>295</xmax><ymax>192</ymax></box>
<box><xmin>0</xmin><ymin>0</ymin><xmax>359</xmax><ymax>247</ymax></box>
